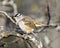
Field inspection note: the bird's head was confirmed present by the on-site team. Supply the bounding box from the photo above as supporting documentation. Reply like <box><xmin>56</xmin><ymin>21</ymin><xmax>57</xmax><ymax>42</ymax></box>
<box><xmin>13</xmin><ymin>13</ymin><xmax>24</xmax><ymax>22</ymax></box>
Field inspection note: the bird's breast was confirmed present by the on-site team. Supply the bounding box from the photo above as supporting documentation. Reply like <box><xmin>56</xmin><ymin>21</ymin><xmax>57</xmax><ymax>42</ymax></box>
<box><xmin>18</xmin><ymin>21</ymin><xmax>35</xmax><ymax>33</ymax></box>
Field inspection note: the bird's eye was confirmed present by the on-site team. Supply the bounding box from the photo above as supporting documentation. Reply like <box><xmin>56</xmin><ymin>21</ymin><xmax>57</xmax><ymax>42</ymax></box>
<box><xmin>14</xmin><ymin>13</ymin><xmax>21</xmax><ymax>17</ymax></box>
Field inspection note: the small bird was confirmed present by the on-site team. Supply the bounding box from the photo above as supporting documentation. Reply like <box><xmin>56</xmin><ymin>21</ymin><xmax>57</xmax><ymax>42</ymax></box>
<box><xmin>13</xmin><ymin>13</ymin><xmax>44</xmax><ymax>34</ymax></box>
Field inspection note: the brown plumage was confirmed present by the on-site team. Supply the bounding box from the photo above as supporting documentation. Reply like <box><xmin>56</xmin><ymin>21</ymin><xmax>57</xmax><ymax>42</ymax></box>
<box><xmin>13</xmin><ymin>14</ymin><xmax>44</xmax><ymax>34</ymax></box>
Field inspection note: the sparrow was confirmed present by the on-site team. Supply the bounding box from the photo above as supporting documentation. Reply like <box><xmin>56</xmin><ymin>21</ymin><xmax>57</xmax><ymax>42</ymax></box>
<box><xmin>12</xmin><ymin>13</ymin><xmax>44</xmax><ymax>34</ymax></box>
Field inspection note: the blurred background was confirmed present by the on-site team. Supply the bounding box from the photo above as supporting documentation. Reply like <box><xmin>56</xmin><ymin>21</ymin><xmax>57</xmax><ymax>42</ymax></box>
<box><xmin>0</xmin><ymin>0</ymin><xmax>60</xmax><ymax>48</ymax></box>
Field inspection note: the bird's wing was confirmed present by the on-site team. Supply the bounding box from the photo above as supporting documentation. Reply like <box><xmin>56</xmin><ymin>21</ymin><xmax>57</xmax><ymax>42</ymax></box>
<box><xmin>32</xmin><ymin>19</ymin><xmax>44</xmax><ymax>27</ymax></box>
<box><xmin>21</xmin><ymin>17</ymin><xmax>36</xmax><ymax>30</ymax></box>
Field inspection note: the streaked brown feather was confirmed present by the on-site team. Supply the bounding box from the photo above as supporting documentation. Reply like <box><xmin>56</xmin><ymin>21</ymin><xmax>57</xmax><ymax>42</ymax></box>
<box><xmin>21</xmin><ymin>17</ymin><xmax>36</xmax><ymax>30</ymax></box>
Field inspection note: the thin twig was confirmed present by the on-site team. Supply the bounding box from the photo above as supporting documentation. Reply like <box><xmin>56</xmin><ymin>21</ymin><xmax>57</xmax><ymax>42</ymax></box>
<box><xmin>38</xmin><ymin>0</ymin><xmax>51</xmax><ymax>32</ymax></box>
<box><xmin>0</xmin><ymin>11</ymin><xmax>16</xmax><ymax>24</ymax></box>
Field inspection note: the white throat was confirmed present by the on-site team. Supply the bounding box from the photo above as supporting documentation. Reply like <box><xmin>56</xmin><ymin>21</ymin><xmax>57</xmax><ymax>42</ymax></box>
<box><xmin>14</xmin><ymin>15</ymin><xmax>24</xmax><ymax>22</ymax></box>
